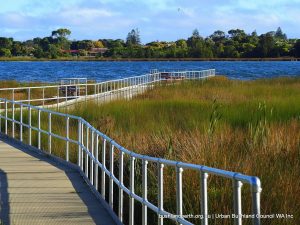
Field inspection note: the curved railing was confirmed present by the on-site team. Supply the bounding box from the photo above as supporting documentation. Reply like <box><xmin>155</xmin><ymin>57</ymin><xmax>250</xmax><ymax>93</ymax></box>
<box><xmin>0</xmin><ymin>69</ymin><xmax>262</xmax><ymax>225</ymax></box>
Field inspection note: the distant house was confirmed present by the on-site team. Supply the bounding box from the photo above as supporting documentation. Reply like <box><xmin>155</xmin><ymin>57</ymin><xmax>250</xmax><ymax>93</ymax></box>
<box><xmin>61</xmin><ymin>48</ymin><xmax>108</xmax><ymax>57</ymax></box>
<box><xmin>88</xmin><ymin>48</ymin><xmax>108</xmax><ymax>56</ymax></box>
<box><xmin>61</xmin><ymin>49</ymin><xmax>80</xmax><ymax>56</ymax></box>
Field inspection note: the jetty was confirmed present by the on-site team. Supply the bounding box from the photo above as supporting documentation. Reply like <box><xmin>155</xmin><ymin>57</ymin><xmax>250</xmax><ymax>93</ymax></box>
<box><xmin>0</xmin><ymin>69</ymin><xmax>262</xmax><ymax>225</ymax></box>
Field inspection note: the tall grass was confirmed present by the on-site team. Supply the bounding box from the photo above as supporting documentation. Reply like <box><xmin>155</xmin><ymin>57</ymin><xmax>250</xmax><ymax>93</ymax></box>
<box><xmin>2</xmin><ymin>76</ymin><xmax>299</xmax><ymax>224</ymax></box>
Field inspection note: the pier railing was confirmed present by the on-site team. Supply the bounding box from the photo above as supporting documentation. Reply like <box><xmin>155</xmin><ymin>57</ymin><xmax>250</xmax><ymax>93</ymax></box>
<box><xmin>0</xmin><ymin>69</ymin><xmax>262</xmax><ymax>225</ymax></box>
<box><xmin>0</xmin><ymin>69</ymin><xmax>215</xmax><ymax>107</ymax></box>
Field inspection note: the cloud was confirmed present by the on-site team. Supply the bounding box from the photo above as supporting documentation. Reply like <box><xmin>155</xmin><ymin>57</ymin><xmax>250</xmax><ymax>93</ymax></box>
<box><xmin>0</xmin><ymin>0</ymin><xmax>298</xmax><ymax>42</ymax></box>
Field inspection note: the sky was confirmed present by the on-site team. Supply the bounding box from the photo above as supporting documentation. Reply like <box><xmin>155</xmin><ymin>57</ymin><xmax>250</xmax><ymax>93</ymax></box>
<box><xmin>0</xmin><ymin>0</ymin><xmax>299</xmax><ymax>43</ymax></box>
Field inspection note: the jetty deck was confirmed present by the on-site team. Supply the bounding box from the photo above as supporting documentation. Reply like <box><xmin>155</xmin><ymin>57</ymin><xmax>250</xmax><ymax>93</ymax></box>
<box><xmin>0</xmin><ymin>137</ymin><xmax>117</xmax><ymax>225</ymax></box>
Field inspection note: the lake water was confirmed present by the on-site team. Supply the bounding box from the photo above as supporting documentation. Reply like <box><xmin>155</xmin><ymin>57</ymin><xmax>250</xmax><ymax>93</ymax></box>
<box><xmin>0</xmin><ymin>61</ymin><xmax>299</xmax><ymax>82</ymax></box>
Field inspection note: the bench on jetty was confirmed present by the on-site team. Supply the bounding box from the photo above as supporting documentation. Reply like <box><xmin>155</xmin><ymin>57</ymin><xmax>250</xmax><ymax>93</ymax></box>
<box><xmin>0</xmin><ymin>69</ymin><xmax>262</xmax><ymax>225</ymax></box>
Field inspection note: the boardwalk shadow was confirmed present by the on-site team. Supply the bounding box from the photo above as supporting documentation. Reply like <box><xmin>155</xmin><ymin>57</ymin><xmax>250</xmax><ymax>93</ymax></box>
<box><xmin>0</xmin><ymin>169</ymin><xmax>10</xmax><ymax>225</ymax></box>
<box><xmin>0</xmin><ymin>135</ymin><xmax>117</xmax><ymax>225</ymax></box>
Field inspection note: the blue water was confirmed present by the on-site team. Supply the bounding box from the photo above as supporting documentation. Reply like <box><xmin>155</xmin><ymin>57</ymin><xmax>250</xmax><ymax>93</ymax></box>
<box><xmin>0</xmin><ymin>61</ymin><xmax>299</xmax><ymax>82</ymax></box>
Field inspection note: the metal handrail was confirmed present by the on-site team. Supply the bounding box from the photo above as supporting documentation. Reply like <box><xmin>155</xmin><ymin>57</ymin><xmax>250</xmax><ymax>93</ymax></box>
<box><xmin>0</xmin><ymin>69</ymin><xmax>262</xmax><ymax>225</ymax></box>
<box><xmin>0</xmin><ymin>70</ymin><xmax>215</xmax><ymax>106</ymax></box>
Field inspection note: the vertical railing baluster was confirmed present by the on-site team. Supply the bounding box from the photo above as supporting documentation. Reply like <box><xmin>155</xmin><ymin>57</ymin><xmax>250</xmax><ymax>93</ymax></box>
<box><xmin>101</xmin><ymin>139</ymin><xmax>106</xmax><ymax>198</ymax></box>
<box><xmin>78</xmin><ymin>121</ymin><xmax>82</xmax><ymax>167</ymax></box>
<box><xmin>28</xmin><ymin>105</ymin><xmax>31</xmax><ymax>145</ymax></box>
<box><xmin>86</xmin><ymin>127</ymin><xmax>89</xmax><ymax>177</ymax></box>
<box><xmin>176</xmin><ymin>166</ymin><xmax>183</xmax><ymax>224</ymax></box>
<box><xmin>158</xmin><ymin>162</ymin><xmax>164</xmax><ymax>225</ymax></box>
<box><xmin>129</xmin><ymin>156</ymin><xmax>136</xmax><ymax>225</ymax></box>
<box><xmin>109</xmin><ymin>143</ymin><xmax>114</xmax><ymax>208</ymax></box>
<box><xmin>48</xmin><ymin>113</ymin><xmax>52</xmax><ymax>154</ymax></box>
<box><xmin>38</xmin><ymin>109</ymin><xmax>41</xmax><ymax>149</ymax></box>
<box><xmin>20</xmin><ymin>104</ymin><xmax>23</xmax><ymax>142</ymax></box>
<box><xmin>12</xmin><ymin>101</ymin><xmax>15</xmax><ymax>138</ymax></box>
<box><xmin>66</xmin><ymin>116</ymin><xmax>69</xmax><ymax>161</ymax></box>
<box><xmin>5</xmin><ymin>100</ymin><xmax>7</xmax><ymax>135</ymax></box>
<box><xmin>118</xmin><ymin>151</ymin><xmax>124</xmax><ymax>221</ymax></box>
<box><xmin>95</xmin><ymin>134</ymin><xmax>99</xmax><ymax>190</ymax></box>
<box><xmin>200</xmin><ymin>171</ymin><xmax>209</xmax><ymax>225</ymax></box>
<box><xmin>233</xmin><ymin>179</ymin><xmax>243</xmax><ymax>225</ymax></box>
<box><xmin>142</xmin><ymin>159</ymin><xmax>148</xmax><ymax>225</ymax></box>
<box><xmin>81</xmin><ymin>123</ymin><xmax>84</xmax><ymax>170</ymax></box>
<box><xmin>90</xmin><ymin>131</ymin><xmax>94</xmax><ymax>185</ymax></box>
<box><xmin>252</xmin><ymin>179</ymin><xmax>262</xmax><ymax>225</ymax></box>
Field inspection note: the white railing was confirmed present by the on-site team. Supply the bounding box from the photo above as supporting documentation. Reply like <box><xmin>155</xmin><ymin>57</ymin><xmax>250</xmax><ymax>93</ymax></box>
<box><xmin>0</xmin><ymin>69</ymin><xmax>215</xmax><ymax>107</ymax></box>
<box><xmin>0</xmin><ymin>69</ymin><xmax>262</xmax><ymax>225</ymax></box>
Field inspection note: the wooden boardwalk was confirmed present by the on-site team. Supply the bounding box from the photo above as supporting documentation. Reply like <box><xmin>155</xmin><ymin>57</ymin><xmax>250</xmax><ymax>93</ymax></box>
<box><xmin>0</xmin><ymin>137</ymin><xmax>117</xmax><ymax>225</ymax></box>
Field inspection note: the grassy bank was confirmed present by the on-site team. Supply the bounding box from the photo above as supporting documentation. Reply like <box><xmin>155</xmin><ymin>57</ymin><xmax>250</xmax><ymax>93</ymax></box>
<box><xmin>2</xmin><ymin>77</ymin><xmax>300</xmax><ymax>224</ymax></box>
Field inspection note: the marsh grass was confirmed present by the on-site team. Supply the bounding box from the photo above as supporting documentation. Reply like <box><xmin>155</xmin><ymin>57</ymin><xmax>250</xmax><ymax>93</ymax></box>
<box><xmin>2</xmin><ymin>76</ymin><xmax>300</xmax><ymax>225</ymax></box>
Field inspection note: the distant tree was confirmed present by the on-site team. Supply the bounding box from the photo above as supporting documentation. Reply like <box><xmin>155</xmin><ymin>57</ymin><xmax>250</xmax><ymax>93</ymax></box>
<box><xmin>293</xmin><ymin>40</ymin><xmax>300</xmax><ymax>57</ymax></box>
<box><xmin>192</xmin><ymin>29</ymin><xmax>200</xmax><ymax>38</ymax></box>
<box><xmin>126</xmin><ymin>29</ymin><xmax>141</xmax><ymax>46</ymax></box>
<box><xmin>33</xmin><ymin>47</ymin><xmax>44</xmax><ymax>58</ymax></box>
<box><xmin>0</xmin><ymin>48</ymin><xmax>12</xmax><ymax>57</ymax></box>
<box><xmin>48</xmin><ymin>44</ymin><xmax>59</xmax><ymax>58</ymax></box>
<box><xmin>51</xmin><ymin>28</ymin><xmax>71</xmax><ymax>39</ymax></box>
<box><xmin>93</xmin><ymin>41</ymin><xmax>104</xmax><ymax>48</ymax></box>
<box><xmin>258</xmin><ymin>33</ymin><xmax>275</xmax><ymax>57</ymax></box>
<box><xmin>275</xmin><ymin>27</ymin><xmax>287</xmax><ymax>40</ymax></box>
<box><xmin>228</xmin><ymin>29</ymin><xmax>246</xmax><ymax>42</ymax></box>
<box><xmin>0</xmin><ymin>37</ymin><xmax>13</xmax><ymax>49</ymax></box>
<box><xmin>210</xmin><ymin>30</ymin><xmax>226</xmax><ymax>43</ymax></box>
<box><xmin>11</xmin><ymin>41</ymin><xmax>24</xmax><ymax>56</ymax></box>
<box><xmin>176</xmin><ymin>39</ymin><xmax>188</xmax><ymax>49</ymax></box>
<box><xmin>78</xmin><ymin>40</ymin><xmax>94</xmax><ymax>50</ymax></box>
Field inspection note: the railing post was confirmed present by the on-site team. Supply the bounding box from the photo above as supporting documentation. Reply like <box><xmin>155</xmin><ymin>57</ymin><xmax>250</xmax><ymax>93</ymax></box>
<box><xmin>176</xmin><ymin>166</ymin><xmax>183</xmax><ymax>224</ymax></box>
<box><xmin>252</xmin><ymin>178</ymin><xmax>262</xmax><ymax>225</ymax></box>
<box><xmin>233</xmin><ymin>179</ymin><xmax>243</xmax><ymax>225</ymax></box>
<box><xmin>20</xmin><ymin>104</ymin><xmax>23</xmax><ymax>142</ymax></box>
<box><xmin>5</xmin><ymin>99</ymin><xmax>7</xmax><ymax>135</ymax></box>
<box><xmin>28</xmin><ymin>105</ymin><xmax>32</xmax><ymax>145</ymax></box>
<box><xmin>12</xmin><ymin>101</ymin><xmax>15</xmax><ymax>138</ymax></box>
<box><xmin>95</xmin><ymin>134</ymin><xmax>99</xmax><ymax>190</ymax></box>
<box><xmin>101</xmin><ymin>139</ymin><xmax>107</xmax><ymax>198</ymax></box>
<box><xmin>109</xmin><ymin>143</ymin><xmax>114</xmax><ymax>208</ymax></box>
<box><xmin>38</xmin><ymin>109</ymin><xmax>41</xmax><ymax>149</ymax></box>
<box><xmin>85</xmin><ymin>127</ymin><xmax>89</xmax><ymax>177</ymax></box>
<box><xmin>28</xmin><ymin>88</ymin><xmax>30</xmax><ymax>104</ymax></box>
<box><xmin>66</xmin><ymin>116</ymin><xmax>69</xmax><ymax>161</ymax></box>
<box><xmin>200</xmin><ymin>171</ymin><xmax>209</xmax><ymax>225</ymax></box>
<box><xmin>48</xmin><ymin>113</ymin><xmax>52</xmax><ymax>154</ymax></box>
<box><xmin>81</xmin><ymin>123</ymin><xmax>84</xmax><ymax>170</ymax></box>
<box><xmin>142</xmin><ymin>159</ymin><xmax>148</xmax><ymax>225</ymax></box>
<box><xmin>90</xmin><ymin>131</ymin><xmax>94</xmax><ymax>185</ymax></box>
<box><xmin>158</xmin><ymin>162</ymin><xmax>164</xmax><ymax>225</ymax></box>
<box><xmin>78</xmin><ymin>120</ymin><xmax>82</xmax><ymax>167</ymax></box>
<box><xmin>129</xmin><ymin>156</ymin><xmax>136</xmax><ymax>225</ymax></box>
<box><xmin>118</xmin><ymin>151</ymin><xmax>124</xmax><ymax>222</ymax></box>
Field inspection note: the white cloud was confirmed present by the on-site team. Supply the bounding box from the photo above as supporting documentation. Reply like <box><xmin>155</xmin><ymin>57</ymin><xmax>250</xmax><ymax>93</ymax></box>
<box><xmin>0</xmin><ymin>0</ymin><xmax>299</xmax><ymax>41</ymax></box>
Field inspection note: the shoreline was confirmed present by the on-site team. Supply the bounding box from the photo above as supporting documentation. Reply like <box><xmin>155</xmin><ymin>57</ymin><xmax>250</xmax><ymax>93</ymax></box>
<box><xmin>0</xmin><ymin>57</ymin><xmax>299</xmax><ymax>62</ymax></box>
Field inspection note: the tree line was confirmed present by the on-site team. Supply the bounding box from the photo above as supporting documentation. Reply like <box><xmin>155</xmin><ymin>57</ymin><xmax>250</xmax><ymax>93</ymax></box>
<box><xmin>0</xmin><ymin>27</ymin><xmax>300</xmax><ymax>59</ymax></box>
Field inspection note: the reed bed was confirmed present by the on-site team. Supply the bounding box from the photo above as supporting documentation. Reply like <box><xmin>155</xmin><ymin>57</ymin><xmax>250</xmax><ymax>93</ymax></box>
<box><xmin>2</xmin><ymin>76</ymin><xmax>299</xmax><ymax>225</ymax></box>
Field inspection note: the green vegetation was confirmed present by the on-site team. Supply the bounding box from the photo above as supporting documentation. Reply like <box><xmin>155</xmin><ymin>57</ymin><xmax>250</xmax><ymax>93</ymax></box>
<box><xmin>0</xmin><ymin>27</ymin><xmax>300</xmax><ymax>60</ymax></box>
<box><xmin>2</xmin><ymin>77</ymin><xmax>299</xmax><ymax>224</ymax></box>
<box><xmin>63</xmin><ymin>77</ymin><xmax>300</xmax><ymax>225</ymax></box>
